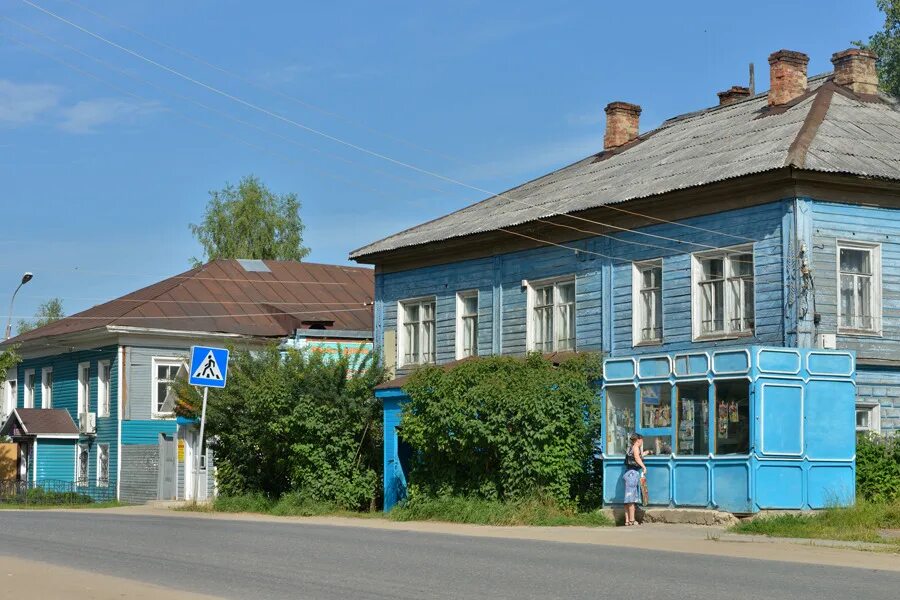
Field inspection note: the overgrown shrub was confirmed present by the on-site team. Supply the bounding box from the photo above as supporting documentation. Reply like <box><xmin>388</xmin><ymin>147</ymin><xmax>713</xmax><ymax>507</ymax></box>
<box><xmin>400</xmin><ymin>353</ymin><xmax>603</xmax><ymax>509</ymax></box>
<box><xmin>174</xmin><ymin>345</ymin><xmax>385</xmax><ymax>510</ymax></box>
<box><xmin>857</xmin><ymin>432</ymin><xmax>900</xmax><ymax>503</ymax></box>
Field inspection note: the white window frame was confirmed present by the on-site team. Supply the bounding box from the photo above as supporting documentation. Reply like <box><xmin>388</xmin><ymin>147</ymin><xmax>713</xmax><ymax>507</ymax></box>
<box><xmin>855</xmin><ymin>402</ymin><xmax>881</xmax><ymax>433</ymax></box>
<box><xmin>455</xmin><ymin>290</ymin><xmax>479</xmax><ymax>360</ymax></box>
<box><xmin>633</xmin><ymin>260</ymin><xmax>663</xmax><ymax>346</ymax></box>
<box><xmin>152</xmin><ymin>357</ymin><xmax>182</xmax><ymax>418</ymax></box>
<box><xmin>97</xmin><ymin>360</ymin><xmax>111</xmax><ymax>418</ymax></box>
<box><xmin>23</xmin><ymin>369</ymin><xmax>35</xmax><ymax>409</ymax></box>
<box><xmin>397</xmin><ymin>297</ymin><xmax>437</xmax><ymax>367</ymax></box>
<box><xmin>41</xmin><ymin>367</ymin><xmax>53</xmax><ymax>409</ymax></box>
<box><xmin>525</xmin><ymin>276</ymin><xmax>576</xmax><ymax>352</ymax></box>
<box><xmin>691</xmin><ymin>245</ymin><xmax>755</xmax><ymax>341</ymax></box>
<box><xmin>837</xmin><ymin>241</ymin><xmax>882</xmax><ymax>336</ymax></box>
<box><xmin>77</xmin><ymin>362</ymin><xmax>91</xmax><ymax>415</ymax></box>
<box><xmin>96</xmin><ymin>443</ymin><xmax>110</xmax><ymax>487</ymax></box>
<box><xmin>75</xmin><ymin>443</ymin><xmax>89</xmax><ymax>487</ymax></box>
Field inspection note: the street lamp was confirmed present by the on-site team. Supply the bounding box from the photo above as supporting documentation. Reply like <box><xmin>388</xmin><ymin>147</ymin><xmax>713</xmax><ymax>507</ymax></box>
<box><xmin>5</xmin><ymin>272</ymin><xmax>34</xmax><ymax>340</ymax></box>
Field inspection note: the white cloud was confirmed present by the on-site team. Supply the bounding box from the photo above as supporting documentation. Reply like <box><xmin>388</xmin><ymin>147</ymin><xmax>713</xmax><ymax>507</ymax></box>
<box><xmin>57</xmin><ymin>98</ymin><xmax>160</xmax><ymax>134</ymax></box>
<box><xmin>0</xmin><ymin>80</ymin><xmax>62</xmax><ymax>126</ymax></box>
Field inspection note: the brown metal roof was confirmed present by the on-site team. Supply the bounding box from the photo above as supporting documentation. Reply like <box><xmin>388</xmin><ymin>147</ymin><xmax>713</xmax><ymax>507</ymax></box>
<box><xmin>4</xmin><ymin>260</ymin><xmax>374</xmax><ymax>345</ymax></box>
<box><xmin>3</xmin><ymin>408</ymin><xmax>79</xmax><ymax>436</ymax></box>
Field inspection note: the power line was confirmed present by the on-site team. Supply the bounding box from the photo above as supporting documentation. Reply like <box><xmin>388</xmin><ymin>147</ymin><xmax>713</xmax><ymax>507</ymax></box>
<box><xmin>2</xmin><ymin>15</ymin><xmax>450</xmax><ymax>197</ymax></box>
<box><xmin>59</xmin><ymin>0</ymin><xmax>472</xmax><ymax>168</ymax></box>
<box><xmin>0</xmin><ymin>29</ymin><xmax>398</xmax><ymax>201</ymax></box>
<box><xmin>7</xmin><ymin>305</ymin><xmax>373</xmax><ymax>321</ymax></box>
<box><xmin>19</xmin><ymin>0</ymin><xmax>754</xmax><ymax>254</ymax></box>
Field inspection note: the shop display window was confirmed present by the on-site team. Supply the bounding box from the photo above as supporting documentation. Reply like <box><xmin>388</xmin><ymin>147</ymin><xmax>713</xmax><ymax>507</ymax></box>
<box><xmin>642</xmin><ymin>435</ymin><xmax>673</xmax><ymax>456</ymax></box>
<box><xmin>640</xmin><ymin>383</ymin><xmax>672</xmax><ymax>429</ymax></box>
<box><xmin>676</xmin><ymin>382</ymin><xmax>710</xmax><ymax>456</ymax></box>
<box><xmin>606</xmin><ymin>386</ymin><xmax>635</xmax><ymax>455</ymax></box>
<box><xmin>714</xmin><ymin>379</ymin><xmax>750</xmax><ymax>455</ymax></box>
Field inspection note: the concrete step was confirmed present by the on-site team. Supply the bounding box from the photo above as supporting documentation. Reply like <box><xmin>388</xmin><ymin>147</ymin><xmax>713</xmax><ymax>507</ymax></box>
<box><xmin>601</xmin><ymin>506</ymin><xmax>739</xmax><ymax>526</ymax></box>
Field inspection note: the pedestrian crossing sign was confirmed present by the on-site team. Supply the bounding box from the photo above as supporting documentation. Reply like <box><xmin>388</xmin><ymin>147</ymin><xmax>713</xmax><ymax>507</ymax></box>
<box><xmin>189</xmin><ymin>346</ymin><xmax>230</xmax><ymax>388</ymax></box>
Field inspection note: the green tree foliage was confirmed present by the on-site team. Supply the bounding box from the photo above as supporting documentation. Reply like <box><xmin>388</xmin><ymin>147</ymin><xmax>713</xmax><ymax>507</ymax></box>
<box><xmin>857</xmin><ymin>0</ymin><xmax>900</xmax><ymax>97</ymax></box>
<box><xmin>856</xmin><ymin>432</ymin><xmax>900</xmax><ymax>503</ymax></box>
<box><xmin>16</xmin><ymin>298</ymin><xmax>64</xmax><ymax>335</ymax></box>
<box><xmin>0</xmin><ymin>345</ymin><xmax>20</xmax><ymax>374</ymax></box>
<box><xmin>189</xmin><ymin>175</ymin><xmax>310</xmax><ymax>266</ymax></box>
<box><xmin>173</xmin><ymin>345</ymin><xmax>384</xmax><ymax>509</ymax></box>
<box><xmin>400</xmin><ymin>353</ymin><xmax>603</xmax><ymax>508</ymax></box>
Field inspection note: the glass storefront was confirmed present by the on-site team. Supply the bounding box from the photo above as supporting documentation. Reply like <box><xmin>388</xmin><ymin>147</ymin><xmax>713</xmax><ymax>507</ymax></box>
<box><xmin>606</xmin><ymin>386</ymin><xmax>635</xmax><ymax>456</ymax></box>
<box><xmin>714</xmin><ymin>379</ymin><xmax>750</xmax><ymax>455</ymax></box>
<box><xmin>676</xmin><ymin>382</ymin><xmax>709</xmax><ymax>456</ymax></box>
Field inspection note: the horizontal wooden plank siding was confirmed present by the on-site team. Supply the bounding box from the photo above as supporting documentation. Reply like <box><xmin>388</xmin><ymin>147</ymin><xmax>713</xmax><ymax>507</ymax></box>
<box><xmin>124</xmin><ymin>346</ymin><xmax>189</xmax><ymax>421</ymax></box>
<box><xmin>856</xmin><ymin>366</ymin><xmax>900</xmax><ymax>434</ymax></box>
<box><xmin>810</xmin><ymin>200</ymin><xmax>900</xmax><ymax>364</ymax></box>
<box><xmin>122</xmin><ymin>420</ymin><xmax>177</xmax><ymax>445</ymax></box>
<box><xmin>376</xmin><ymin>201</ymin><xmax>789</xmax><ymax>365</ymax></box>
<box><xmin>35</xmin><ymin>438</ymin><xmax>75</xmax><ymax>482</ymax></box>
<box><xmin>611</xmin><ymin>201</ymin><xmax>786</xmax><ymax>355</ymax></box>
<box><xmin>16</xmin><ymin>348</ymin><xmax>119</xmax><ymax>490</ymax></box>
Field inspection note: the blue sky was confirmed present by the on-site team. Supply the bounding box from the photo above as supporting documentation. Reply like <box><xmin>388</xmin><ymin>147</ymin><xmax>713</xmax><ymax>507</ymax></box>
<box><xmin>0</xmin><ymin>0</ymin><xmax>885</xmax><ymax>330</ymax></box>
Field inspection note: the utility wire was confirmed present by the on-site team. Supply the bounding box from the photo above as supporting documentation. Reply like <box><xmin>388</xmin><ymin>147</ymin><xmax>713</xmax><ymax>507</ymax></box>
<box><xmin>60</xmin><ymin>0</ymin><xmax>472</xmax><ymax>167</ymax></box>
<box><xmin>2</xmin><ymin>16</ymin><xmax>450</xmax><ymax>197</ymax></box>
<box><xmin>20</xmin><ymin>0</ymin><xmax>758</xmax><ymax>253</ymax></box>
<box><xmin>55</xmin><ymin>0</ymin><xmax>756</xmax><ymax>245</ymax></box>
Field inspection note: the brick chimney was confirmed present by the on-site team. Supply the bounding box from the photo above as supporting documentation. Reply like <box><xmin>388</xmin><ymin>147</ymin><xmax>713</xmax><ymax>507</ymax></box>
<box><xmin>768</xmin><ymin>50</ymin><xmax>809</xmax><ymax>106</ymax></box>
<box><xmin>831</xmin><ymin>48</ymin><xmax>879</xmax><ymax>95</ymax></box>
<box><xmin>717</xmin><ymin>86</ymin><xmax>752</xmax><ymax>106</ymax></box>
<box><xmin>604</xmin><ymin>102</ymin><xmax>641</xmax><ymax>150</ymax></box>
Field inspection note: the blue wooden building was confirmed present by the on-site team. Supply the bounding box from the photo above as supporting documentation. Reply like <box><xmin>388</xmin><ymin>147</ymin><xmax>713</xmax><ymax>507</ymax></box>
<box><xmin>353</xmin><ymin>48</ymin><xmax>900</xmax><ymax>511</ymax></box>
<box><xmin>1</xmin><ymin>259</ymin><xmax>373</xmax><ymax>503</ymax></box>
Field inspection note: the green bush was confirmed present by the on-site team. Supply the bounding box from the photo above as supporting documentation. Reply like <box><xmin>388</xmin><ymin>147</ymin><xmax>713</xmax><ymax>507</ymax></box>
<box><xmin>856</xmin><ymin>433</ymin><xmax>900</xmax><ymax>503</ymax></box>
<box><xmin>24</xmin><ymin>487</ymin><xmax>93</xmax><ymax>505</ymax></box>
<box><xmin>400</xmin><ymin>353</ymin><xmax>603</xmax><ymax>509</ymax></box>
<box><xmin>175</xmin><ymin>345</ymin><xmax>385</xmax><ymax>510</ymax></box>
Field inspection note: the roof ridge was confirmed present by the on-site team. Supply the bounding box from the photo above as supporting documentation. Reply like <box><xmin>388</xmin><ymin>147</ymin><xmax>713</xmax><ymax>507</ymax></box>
<box><xmin>785</xmin><ymin>80</ymin><xmax>837</xmax><ymax>169</ymax></box>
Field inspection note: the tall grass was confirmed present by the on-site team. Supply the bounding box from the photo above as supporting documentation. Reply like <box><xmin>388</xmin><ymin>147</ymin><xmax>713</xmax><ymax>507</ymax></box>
<box><xmin>192</xmin><ymin>493</ymin><xmax>377</xmax><ymax>518</ymax></box>
<box><xmin>389</xmin><ymin>496</ymin><xmax>612</xmax><ymax>527</ymax></box>
<box><xmin>732</xmin><ymin>500</ymin><xmax>900</xmax><ymax>546</ymax></box>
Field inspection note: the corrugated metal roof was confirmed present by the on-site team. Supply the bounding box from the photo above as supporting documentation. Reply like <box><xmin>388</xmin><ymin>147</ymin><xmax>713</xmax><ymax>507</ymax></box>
<box><xmin>3</xmin><ymin>260</ymin><xmax>374</xmax><ymax>345</ymax></box>
<box><xmin>351</xmin><ymin>74</ymin><xmax>900</xmax><ymax>260</ymax></box>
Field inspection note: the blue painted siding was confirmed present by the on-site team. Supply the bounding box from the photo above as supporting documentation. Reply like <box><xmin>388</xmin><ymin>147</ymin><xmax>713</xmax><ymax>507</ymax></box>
<box><xmin>810</xmin><ymin>201</ymin><xmax>900</xmax><ymax>364</ymax></box>
<box><xmin>856</xmin><ymin>366</ymin><xmax>900</xmax><ymax>434</ymax></box>
<box><xmin>377</xmin><ymin>201</ymin><xmax>788</xmax><ymax>366</ymax></box>
<box><xmin>122</xmin><ymin>419</ymin><xmax>176</xmax><ymax>445</ymax></box>
<box><xmin>35</xmin><ymin>438</ymin><xmax>76</xmax><ymax>482</ymax></box>
<box><xmin>15</xmin><ymin>348</ymin><xmax>119</xmax><ymax>489</ymax></box>
<box><xmin>610</xmin><ymin>202</ymin><xmax>786</xmax><ymax>355</ymax></box>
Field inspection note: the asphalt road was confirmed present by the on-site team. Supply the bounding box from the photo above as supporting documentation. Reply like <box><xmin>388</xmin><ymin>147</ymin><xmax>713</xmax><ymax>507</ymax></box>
<box><xmin>0</xmin><ymin>511</ymin><xmax>897</xmax><ymax>600</ymax></box>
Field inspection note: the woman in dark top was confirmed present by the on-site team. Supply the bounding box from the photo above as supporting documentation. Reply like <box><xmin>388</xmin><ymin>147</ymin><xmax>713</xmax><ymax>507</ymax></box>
<box><xmin>623</xmin><ymin>432</ymin><xmax>648</xmax><ymax>526</ymax></box>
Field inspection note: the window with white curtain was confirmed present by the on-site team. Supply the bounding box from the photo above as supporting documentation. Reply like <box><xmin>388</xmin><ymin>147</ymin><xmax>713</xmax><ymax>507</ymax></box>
<box><xmin>838</xmin><ymin>242</ymin><xmax>881</xmax><ymax>334</ymax></box>
<box><xmin>97</xmin><ymin>444</ymin><xmax>110</xmax><ymax>487</ymax></box>
<box><xmin>399</xmin><ymin>298</ymin><xmax>436</xmax><ymax>366</ymax></box>
<box><xmin>41</xmin><ymin>367</ymin><xmax>53</xmax><ymax>409</ymax></box>
<box><xmin>456</xmin><ymin>291</ymin><xmax>478</xmax><ymax>359</ymax></box>
<box><xmin>633</xmin><ymin>260</ymin><xmax>663</xmax><ymax>345</ymax></box>
<box><xmin>77</xmin><ymin>362</ymin><xmax>91</xmax><ymax>415</ymax></box>
<box><xmin>98</xmin><ymin>360</ymin><xmax>111</xmax><ymax>417</ymax></box>
<box><xmin>23</xmin><ymin>369</ymin><xmax>35</xmax><ymax>409</ymax></box>
<box><xmin>528</xmin><ymin>279</ymin><xmax>575</xmax><ymax>352</ymax></box>
<box><xmin>692</xmin><ymin>246</ymin><xmax>754</xmax><ymax>339</ymax></box>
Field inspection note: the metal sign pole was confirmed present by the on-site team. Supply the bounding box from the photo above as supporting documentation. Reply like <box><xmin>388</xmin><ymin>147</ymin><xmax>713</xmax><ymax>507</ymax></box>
<box><xmin>193</xmin><ymin>386</ymin><xmax>209</xmax><ymax>504</ymax></box>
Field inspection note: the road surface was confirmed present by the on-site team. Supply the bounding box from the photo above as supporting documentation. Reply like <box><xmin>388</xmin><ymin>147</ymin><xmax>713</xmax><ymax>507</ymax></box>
<box><xmin>0</xmin><ymin>510</ymin><xmax>897</xmax><ymax>599</ymax></box>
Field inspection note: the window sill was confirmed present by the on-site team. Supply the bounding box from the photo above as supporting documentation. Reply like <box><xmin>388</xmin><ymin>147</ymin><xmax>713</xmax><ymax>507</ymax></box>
<box><xmin>152</xmin><ymin>413</ymin><xmax>176</xmax><ymax>420</ymax></box>
<box><xmin>633</xmin><ymin>340</ymin><xmax>663</xmax><ymax>348</ymax></box>
<box><xmin>692</xmin><ymin>332</ymin><xmax>754</xmax><ymax>343</ymax></box>
<box><xmin>837</xmin><ymin>329</ymin><xmax>882</xmax><ymax>338</ymax></box>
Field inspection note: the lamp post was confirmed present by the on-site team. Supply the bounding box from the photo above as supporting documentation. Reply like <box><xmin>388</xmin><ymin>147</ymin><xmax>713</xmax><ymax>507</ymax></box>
<box><xmin>5</xmin><ymin>272</ymin><xmax>33</xmax><ymax>340</ymax></box>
